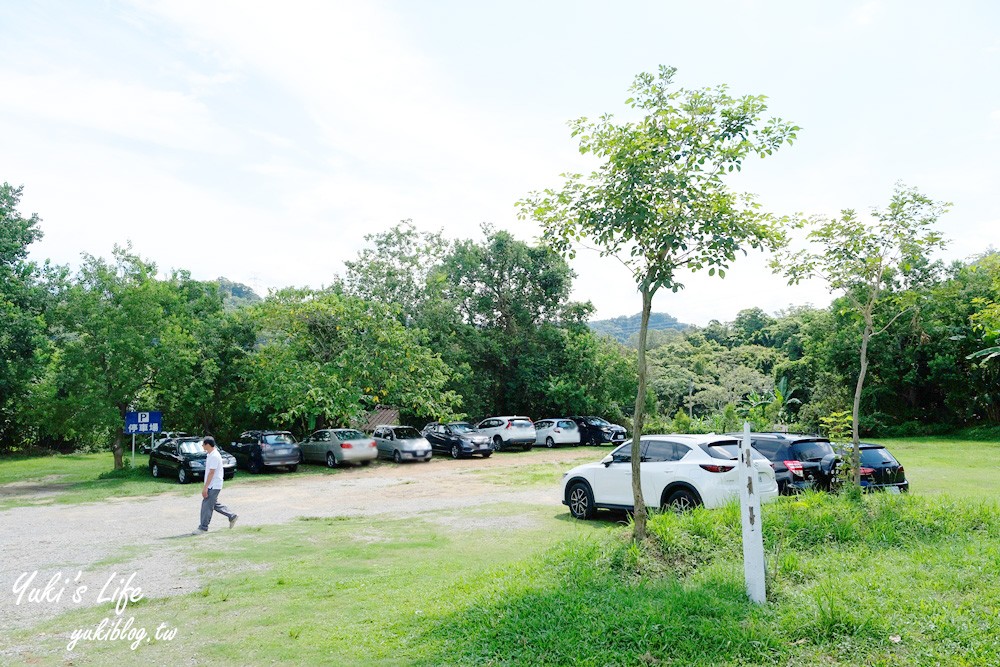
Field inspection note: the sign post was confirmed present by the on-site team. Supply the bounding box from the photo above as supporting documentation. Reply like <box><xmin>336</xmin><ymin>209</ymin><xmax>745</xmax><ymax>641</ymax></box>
<box><xmin>124</xmin><ymin>411</ymin><xmax>163</xmax><ymax>467</ymax></box>
<box><xmin>738</xmin><ymin>422</ymin><xmax>767</xmax><ymax>604</ymax></box>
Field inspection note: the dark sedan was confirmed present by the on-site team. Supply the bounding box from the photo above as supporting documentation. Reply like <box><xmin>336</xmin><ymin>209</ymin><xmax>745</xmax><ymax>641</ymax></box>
<box><xmin>223</xmin><ymin>430</ymin><xmax>301</xmax><ymax>473</ymax></box>
<box><xmin>422</xmin><ymin>422</ymin><xmax>493</xmax><ymax>459</ymax></box>
<box><xmin>570</xmin><ymin>416</ymin><xmax>628</xmax><ymax>446</ymax></box>
<box><xmin>738</xmin><ymin>432</ymin><xmax>840</xmax><ymax>494</ymax></box>
<box><xmin>149</xmin><ymin>436</ymin><xmax>236</xmax><ymax>484</ymax></box>
<box><xmin>858</xmin><ymin>443</ymin><xmax>909</xmax><ymax>492</ymax></box>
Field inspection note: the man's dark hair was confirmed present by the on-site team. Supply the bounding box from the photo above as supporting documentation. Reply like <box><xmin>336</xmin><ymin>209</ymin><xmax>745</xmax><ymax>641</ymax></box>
<box><xmin>203</xmin><ymin>436</ymin><xmax>216</xmax><ymax>448</ymax></box>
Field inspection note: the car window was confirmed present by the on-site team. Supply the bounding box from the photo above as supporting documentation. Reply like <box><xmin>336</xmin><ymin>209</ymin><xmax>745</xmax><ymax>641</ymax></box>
<box><xmin>644</xmin><ymin>440</ymin><xmax>689</xmax><ymax>462</ymax></box>
<box><xmin>334</xmin><ymin>429</ymin><xmax>365</xmax><ymax>441</ymax></box>
<box><xmin>393</xmin><ymin>427</ymin><xmax>422</xmax><ymax>439</ymax></box>
<box><xmin>749</xmin><ymin>440</ymin><xmax>779</xmax><ymax>458</ymax></box>
<box><xmin>450</xmin><ymin>423</ymin><xmax>472</xmax><ymax>434</ymax></box>
<box><xmin>791</xmin><ymin>440</ymin><xmax>834</xmax><ymax>461</ymax></box>
<box><xmin>509</xmin><ymin>419</ymin><xmax>533</xmax><ymax>428</ymax></box>
<box><xmin>860</xmin><ymin>447</ymin><xmax>896</xmax><ymax>465</ymax></box>
<box><xmin>611</xmin><ymin>442</ymin><xmax>639</xmax><ymax>463</ymax></box>
<box><xmin>588</xmin><ymin>417</ymin><xmax>611</xmax><ymax>427</ymax></box>
<box><xmin>178</xmin><ymin>441</ymin><xmax>204</xmax><ymax>455</ymax></box>
<box><xmin>702</xmin><ymin>443</ymin><xmax>767</xmax><ymax>461</ymax></box>
<box><xmin>558</xmin><ymin>420</ymin><xmax>576</xmax><ymax>429</ymax></box>
<box><xmin>263</xmin><ymin>433</ymin><xmax>296</xmax><ymax>445</ymax></box>
<box><xmin>534</xmin><ymin>420</ymin><xmax>549</xmax><ymax>429</ymax></box>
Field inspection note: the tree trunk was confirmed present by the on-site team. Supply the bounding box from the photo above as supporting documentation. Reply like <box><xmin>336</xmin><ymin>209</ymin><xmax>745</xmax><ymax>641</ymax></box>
<box><xmin>851</xmin><ymin>318</ymin><xmax>873</xmax><ymax>487</ymax></box>
<box><xmin>113</xmin><ymin>404</ymin><xmax>127</xmax><ymax>469</ymax></box>
<box><xmin>631</xmin><ymin>284</ymin><xmax>654</xmax><ymax>541</ymax></box>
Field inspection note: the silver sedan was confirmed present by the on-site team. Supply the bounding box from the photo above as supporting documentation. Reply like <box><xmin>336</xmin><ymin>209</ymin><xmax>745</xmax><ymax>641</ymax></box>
<box><xmin>373</xmin><ymin>425</ymin><xmax>433</xmax><ymax>463</ymax></box>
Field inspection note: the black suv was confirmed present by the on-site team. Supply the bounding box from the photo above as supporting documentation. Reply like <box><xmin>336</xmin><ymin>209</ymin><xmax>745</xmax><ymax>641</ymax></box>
<box><xmin>570</xmin><ymin>416</ymin><xmax>627</xmax><ymax>446</ymax></box>
<box><xmin>736</xmin><ymin>432</ymin><xmax>840</xmax><ymax>494</ymax></box>
<box><xmin>223</xmin><ymin>430</ymin><xmax>301</xmax><ymax>473</ymax></box>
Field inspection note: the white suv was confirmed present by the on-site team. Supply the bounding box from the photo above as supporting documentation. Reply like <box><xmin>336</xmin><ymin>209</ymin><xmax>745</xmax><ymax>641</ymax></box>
<box><xmin>475</xmin><ymin>416</ymin><xmax>536</xmax><ymax>452</ymax></box>
<box><xmin>560</xmin><ymin>434</ymin><xmax>778</xmax><ymax>518</ymax></box>
<box><xmin>533</xmin><ymin>418</ymin><xmax>581</xmax><ymax>447</ymax></box>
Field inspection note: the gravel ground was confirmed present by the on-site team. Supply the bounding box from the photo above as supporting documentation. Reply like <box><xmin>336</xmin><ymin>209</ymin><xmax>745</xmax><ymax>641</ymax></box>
<box><xmin>0</xmin><ymin>448</ymin><xmax>593</xmax><ymax>632</ymax></box>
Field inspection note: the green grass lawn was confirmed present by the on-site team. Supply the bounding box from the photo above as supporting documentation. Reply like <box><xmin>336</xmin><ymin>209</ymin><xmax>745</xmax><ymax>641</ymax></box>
<box><xmin>869</xmin><ymin>437</ymin><xmax>1000</xmax><ymax>497</ymax></box>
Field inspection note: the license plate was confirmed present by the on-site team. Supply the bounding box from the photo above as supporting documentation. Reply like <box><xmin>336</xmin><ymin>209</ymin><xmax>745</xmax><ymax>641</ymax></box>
<box><xmin>275</xmin><ymin>448</ymin><xmax>288</xmax><ymax>455</ymax></box>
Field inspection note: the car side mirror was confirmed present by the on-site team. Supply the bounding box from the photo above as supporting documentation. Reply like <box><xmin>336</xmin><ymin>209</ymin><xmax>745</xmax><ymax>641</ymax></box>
<box><xmin>601</xmin><ymin>454</ymin><xmax>613</xmax><ymax>467</ymax></box>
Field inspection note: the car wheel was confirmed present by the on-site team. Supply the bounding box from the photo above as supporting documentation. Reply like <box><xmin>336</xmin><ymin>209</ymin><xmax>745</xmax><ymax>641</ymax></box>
<box><xmin>567</xmin><ymin>481</ymin><xmax>595</xmax><ymax>519</ymax></box>
<box><xmin>545</xmin><ymin>437</ymin><xmax>555</xmax><ymax>448</ymax></box>
<box><xmin>326</xmin><ymin>452</ymin><xmax>337</xmax><ymax>468</ymax></box>
<box><xmin>361</xmin><ymin>460</ymin><xmax>371</xmax><ymax>467</ymax></box>
<box><xmin>393</xmin><ymin>450</ymin><xmax>402</xmax><ymax>464</ymax></box>
<box><xmin>249</xmin><ymin>457</ymin><xmax>263</xmax><ymax>474</ymax></box>
<box><xmin>178</xmin><ymin>468</ymin><xmax>188</xmax><ymax>484</ymax></box>
<box><xmin>451</xmin><ymin>444</ymin><xmax>461</xmax><ymax>459</ymax></box>
<box><xmin>665</xmin><ymin>488</ymin><xmax>699</xmax><ymax>512</ymax></box>
<box><xmin>151</xmin><ymin>463</ymin><xmax>159</xmax><ymax>478</ymax></box>
<box><xmin>481</xmin><ymin>451</ymin><xmax>492</xmax><ymax>458</ymax></box>
<box><xmin>288</xmin><ymin>465</ymin><xmax>298</xmax><ymax>472</ymax></box>
<box><xmin>492</xmin><ymin>436</ymin><xmax>503</xmax><ymax>452</ymax></box>
<box><xmin>523</xmin><ymin>444</ymin><xmax>533</xmax><ymax>452</ymax></box>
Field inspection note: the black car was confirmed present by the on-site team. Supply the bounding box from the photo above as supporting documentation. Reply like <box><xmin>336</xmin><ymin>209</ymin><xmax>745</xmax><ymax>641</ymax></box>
<box><xmin>857</xmin><ymin>443</ymin><xmax>909</xmax><ymax>492</ymax></box>
<box><xmin>421</xmin><ymin>422</ymin><xmax>493</xmax><ymax>459</ymax></box>
<box><xmin>737</xmin><ymin>432</ymin><xmax>840</xmax><ymax>494</ymax></box>
<box><xmin>570</xmin><ymin>416</ymin><xmax>627</xmax><ymax>446</ymax></box>
<box><xmin>223</xmin><ymin>430</ymin><xmax>301</xmax><ymax>473</ymax></box>
<box><xmin>149</xmin><ymin>436</ymin><xmax>236</xmax><ymax>484</ymax></box>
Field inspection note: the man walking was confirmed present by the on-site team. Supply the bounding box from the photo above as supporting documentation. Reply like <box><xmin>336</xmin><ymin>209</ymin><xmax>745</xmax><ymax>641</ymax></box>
<box><xmin>196</xmin><ymin>436</ymin><xmax>238</xmax><ymax>533</ymax></box>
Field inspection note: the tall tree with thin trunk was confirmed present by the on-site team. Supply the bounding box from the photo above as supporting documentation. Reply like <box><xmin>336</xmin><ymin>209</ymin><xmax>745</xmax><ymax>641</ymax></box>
<box><xmin>773</xmin><ymin>184</ymin><xmax>949</xmax><ymax>484</ymax></box>
<box><xmin>520</xmin><ymin>65</ymin><xmax>798</xmax><ymax>540</ymax></box>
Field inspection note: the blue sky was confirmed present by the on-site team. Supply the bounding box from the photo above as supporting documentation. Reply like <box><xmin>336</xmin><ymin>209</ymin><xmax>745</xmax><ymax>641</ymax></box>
<box><xmin>2</xmin><ymin>1</ymin><xmax>998</xmax><ymax>324</ymax></box>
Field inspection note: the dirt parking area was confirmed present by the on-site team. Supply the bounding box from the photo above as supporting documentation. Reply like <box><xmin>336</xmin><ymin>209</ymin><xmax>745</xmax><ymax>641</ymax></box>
<box><xmin>0</xmin><ymin>448</ymin><xmax>597</xmax><ymax>630</ymax></box>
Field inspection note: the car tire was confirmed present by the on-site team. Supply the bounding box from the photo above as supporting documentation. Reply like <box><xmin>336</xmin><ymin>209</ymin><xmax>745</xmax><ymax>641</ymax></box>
<box><xmin>545</xmin><ymin>437</ymin><xmax>555</xmax><ymax>448</ymax></box>
<box><xmin>393</xmin><ymin>450</ymin><xmax>402</xmax><ymax>464</ymax></box>
<box><xmin>361</xmin><ymin>460</ymin><xmax>371</xmax><ymax>467</ymax></box>
<box><xmin>288</xmin><ymin>465</ymin><xmax>298</xmax><ymax>472</ymax></box>
<box><xmin>492</xmin><ymin>436</ymin><xmax>503</xmax><ymax>452</ymax></box>
<box><xmin>664</xmin><ymin>488</ymin><xmax>699</xmax><ymax>512</ymax></box>
<box><xmin>326</xmin><ymin>453</ymin><xmax>337</xmax><ymax>468</ymax></box>
<box><xmin>151</xmin><ymin>463</ymin><xmax>159</xmax><ymax>478</ymax></box>
<box><xmin>178</xmin><ymin>468</ymin><xmax>188</xmax><ymax>484</ymax></box>
<box><xmin>567</xmin><ymin>481</ymin><xmax>595</xmax><ymax>519</ymax></box>
<box><xmin>523</xmin><ymin>444</ymin><xmax>533</xmax><ymax>452</ymax></box>
<box><xmin>481</xmin><ymin>452</ymin><xmax>492</xmax><ymax>459</ymax></box>
<box><xmin>451</xmin><ymin>444</ymin><xmax>461</xmax><ymax>459</ymax></box>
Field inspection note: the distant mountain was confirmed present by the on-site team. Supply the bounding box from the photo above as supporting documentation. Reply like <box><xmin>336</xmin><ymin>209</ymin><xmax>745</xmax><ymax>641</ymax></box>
<box><xmin>216</xmin><ymin>277</ymin><xmax>262</xmax><ymax>310</ymax></box>
<box><xmin>589</xmin><ymin>312</ymin><xmax>688</xmax><ymax>343</ymax></box>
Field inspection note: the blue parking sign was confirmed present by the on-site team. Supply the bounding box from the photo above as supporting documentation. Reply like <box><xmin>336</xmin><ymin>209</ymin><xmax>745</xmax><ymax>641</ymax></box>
<box><xmin>124</xmin><ymin>411</ymin><xmax>163</xmax><ymax>435</ymax></box>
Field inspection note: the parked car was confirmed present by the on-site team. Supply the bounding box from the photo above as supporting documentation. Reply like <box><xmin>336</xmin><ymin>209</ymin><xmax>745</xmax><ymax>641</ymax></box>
<box><xmin>373</xmin><ymin>425</ymin><xmax>433</xmax><ymax>463</ymax></box>
<box><xmin>143</xmin><ymin>431</ymin><xmax>190</xmax><ymax>454</ymax></box>
<box><xmin>561</xmin><ymin>434</ymin><xmax>778</xmax><ymax>519</ymax></box>
<box><xmin>736</xmin><ymin>432</ymin><xmax>840</xmax><ymax>494</ymax></box>
<box><xmin>570</xmin><ymin>416</ymin><xmax>627</xmax><ymax>446</ymax></box>
<box><xmin>856</xmin><ymin>443</ymin><xmax>909</xmax><ymax>493</ymax></box>
<box><xmin>223</xmin><ymin>430</ymin><xmax>301</xmax><ymax>474</ymax></box>
<box><xmin>533</xmin><ymin>418</ymin><xmax>581</xmax><ymax>447</ymax></box>
<box><xmin>299</xmin><ymin>429</ymin><xmax>378</xmax><ymax>467</ymax></box>
<box><xmin>149</xmin><ymin>436</ymin><xmax>236</xmax><ymax>484</ymax></box>
<box><xmin>474</xmin><ymin>416</ymin><xmax>536</xmax><ymax>452</ymax></box>
<box><xmin>422</xmin><ymin>422</ymin><xmax>493</xmax><ymax>459</ymax></box>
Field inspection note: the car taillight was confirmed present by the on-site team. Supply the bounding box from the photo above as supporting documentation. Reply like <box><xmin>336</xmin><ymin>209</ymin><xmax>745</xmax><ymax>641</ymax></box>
<box><xmin>370</xmin><ymin>441</ymin><xmax>377</xmax><ymax>448</ymax></box>
<box><xmin>859</xmin><ymin>467</ymin><xmax>875</xmax><ymax>476</ymax></box>
<box><xmin>260</xmin><ymin>443</ymin><xmax>269</xmax><ymax>450</ymax></box>
<box><xmin>505</xmin><ymin>422</ymin><xmax>511</xmax><ymax>429</ymax></box>
<box><xmin>342</xmin><ymin>443</ymin><xmax>353</xmax><ymax>449</ymax></box>
<box><xmin>700</xmin><ymin>464</ymin><xmax>735</xmax><ymax>473</ymax></box>
<box><xmin>784</xmin><ymin>460</ymin><xmax>804</xmax><ymax>477</ymax></box>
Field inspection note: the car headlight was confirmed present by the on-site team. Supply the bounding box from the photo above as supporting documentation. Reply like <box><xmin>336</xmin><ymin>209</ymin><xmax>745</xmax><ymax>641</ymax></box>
<box><xmin>190</xmin><ymin>460</ymin><xmax>205</xmax><ymax>469</ymax></box>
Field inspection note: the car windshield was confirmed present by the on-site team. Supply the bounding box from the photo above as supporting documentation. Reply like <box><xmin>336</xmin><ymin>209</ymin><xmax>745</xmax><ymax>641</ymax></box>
<box><xmin>791</xmin><ymin>440</ymin><xmax>835</xmax><ymax>461</ymax></box>
<box><xmin>860</xmin><ymin>447</ymin><xmax>896</xmax><ymax>464</ymax></box>
<box><xmin>587</xmin><ymin>418</ymin><xmax>610</xmax><ymax>427</ymax></box>
<box><xmin>510</xmin><ymin>419</ymin><xmax>533</xmax><ymax>428</ymax></box>
<box><xmin>334</xmin><ymin>429</ymin><xmax>365</xmax><ymax>441</ymax></box>
<box><xmin>393</xmin><ymin>427</ymin><xmax>422</xmax><ymax>440</ymax></box>
<box><xmin>449</xmin><ymin>423</ymin><xmax>472</xmax><ymax>433</ymax></box>
<box><xmin>263</xmin><ymin>433</ymin><xmax>296</xmax><ymax>445</ymax></box>
<box><xmin>702</xmin><ymin>443</ymin><xmax>767</xmax><ymax>461</ymax></box>
<box><xmin>178</xmin><ymin>441</ymin><xmax>204</xmax><ymax>455</ymax></box>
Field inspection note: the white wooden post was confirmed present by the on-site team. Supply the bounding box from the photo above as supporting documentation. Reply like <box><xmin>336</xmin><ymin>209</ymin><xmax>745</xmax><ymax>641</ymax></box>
<box><xmin>131</xmin><ymin>433</ymin><xmax>136</xmax><ymax>467</ymax></box>
<box><xmin>738</xmin><ymin>422</ymin><xmax>766</xmax><ymax>604</ymax></box>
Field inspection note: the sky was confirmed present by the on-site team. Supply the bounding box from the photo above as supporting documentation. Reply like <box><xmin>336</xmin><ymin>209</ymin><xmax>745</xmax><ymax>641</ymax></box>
<box><xmin>2</xmin><ymin>0</ymin><xmax>998</xmax><ymax>325</ymax></box>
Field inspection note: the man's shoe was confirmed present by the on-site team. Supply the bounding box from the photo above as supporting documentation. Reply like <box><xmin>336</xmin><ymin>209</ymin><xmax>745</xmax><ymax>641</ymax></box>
<box><xmin>193</xmin><ymin>528</ymin><xmax>208</xmax><ymax>535</ymax></box>
<box><xmin>229</xmin><ymin>515</ymin><xmax>238</xmax><ymax>529</ymax></box>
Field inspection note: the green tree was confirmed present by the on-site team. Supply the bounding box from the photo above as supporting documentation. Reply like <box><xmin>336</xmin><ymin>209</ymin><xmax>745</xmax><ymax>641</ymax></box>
<box><xmin>0</xmin><ymin>183</ymin><xmax>46</xmax><ymax>449</ymax></box>
<box><xmin>774</xmin><ymin>184</ymin><xmax>949</xmax><ymax>483</ymax></box>
<box><xmin>520</xmin><ymin>65</ymin><xmax>798</xmax><ymax>539</ymax></box>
